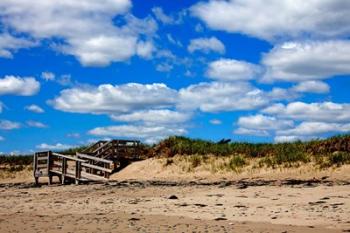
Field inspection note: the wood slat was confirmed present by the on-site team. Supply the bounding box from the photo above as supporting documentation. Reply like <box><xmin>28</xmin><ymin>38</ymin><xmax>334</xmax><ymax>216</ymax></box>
<box><xmin>76</xmin><ymin>153</ymin><xmax>113</xmax><ymax>164</ymax></box>
<box><xmin>37</xmin><ymin>164</ymin><xmax>48</xmax><ymax>169</ymax></box>
<box><xmin>81</xmin><ymin>163</ymin><xmax>112</xmax><ymax>173</ymax></box>
<box><xmin>80</xmin><ymin>171</ymin><xmax>108</xmax><ymax>181</ymax></box>
<box><xmin>52</xmin><ymin>153</ymin><xmax>85</xmax><ymax>162</ymax></box>
<box><xmin>37</xmin><ymin>157</ymin><xmax>48</xmax><ymax>161</ymax></box>
<box><xmin>92</xmin><ymin>141</ymin><xmax>110</xmax><ymax>154</ymax></box>
<box><xmin>50</xmin><ymin>169</ymin><xmax>107</xmax><ymax>181</ymax></box>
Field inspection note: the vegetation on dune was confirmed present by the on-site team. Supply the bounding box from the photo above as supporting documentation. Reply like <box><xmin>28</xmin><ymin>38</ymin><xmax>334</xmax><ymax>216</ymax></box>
<box><xmin>163</xmin><ymin>154</ymin><xmax>248</xmax><ymax>173</ymax></box>
<box><xmin>1</xmin><ymin>134</ymin><xmax>350</xmax><ymax>174</ymax></box>
<box><xmin>0</xmin><ymin>155</ymin><xmax>33</xmax><ymax>173</ymax></box>
<box><xmin>0</xmin><ymin>155</ymin><xmax>33</xmax><ymax>166</ymax></box>
<box><xmin>155</xmin><ymin>135</ymin><xmax>350</xmax><ymax>170</ymax></box>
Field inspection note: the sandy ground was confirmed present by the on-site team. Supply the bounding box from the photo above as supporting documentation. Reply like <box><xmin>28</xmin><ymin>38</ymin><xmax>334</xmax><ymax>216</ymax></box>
<box><xmin>0</xmin><ymin>179</ymin><xmax>349</xmax><ymax>233</ymax></box>
<box><xmin>1</xmin><ymin>158</ymin><xmax>350</xmax><ymax>232</ymax></box>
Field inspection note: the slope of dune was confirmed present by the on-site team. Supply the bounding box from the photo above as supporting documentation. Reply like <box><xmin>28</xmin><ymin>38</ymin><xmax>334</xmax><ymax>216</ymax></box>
<box><xmin>110</xmin><ymin>156</ymin><xmax>350</xmax><ymax>182</ymax></box>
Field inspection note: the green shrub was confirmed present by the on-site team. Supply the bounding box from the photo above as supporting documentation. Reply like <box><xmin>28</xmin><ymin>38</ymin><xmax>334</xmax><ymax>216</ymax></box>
<box><xmin>229</xmin><ymin>155</ymin><xmax>246</xmax><ymax>169</ymax></box>
<box><xmin>0</xmin><ymin>155</ymin><xmax>33</xmax><ymax>166</ymax></box>
<box><xmin>328</xmin><ymin>152</ymin><xmax>350</xmax><ymax>166</ymax></box>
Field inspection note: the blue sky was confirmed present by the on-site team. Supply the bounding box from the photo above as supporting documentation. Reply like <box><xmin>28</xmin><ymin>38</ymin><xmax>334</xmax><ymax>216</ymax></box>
<box><xmin>0</xmin><ymin>0</ymin><xmax>350</xmax><ymax>154</ymax></box>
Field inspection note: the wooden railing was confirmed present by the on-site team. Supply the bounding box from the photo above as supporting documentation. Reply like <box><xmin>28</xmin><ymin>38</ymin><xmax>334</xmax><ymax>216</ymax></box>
<box><xmin>33</xmin><ymin>151</ymin><xmax>113</xmax><ymax>185</ymax></box>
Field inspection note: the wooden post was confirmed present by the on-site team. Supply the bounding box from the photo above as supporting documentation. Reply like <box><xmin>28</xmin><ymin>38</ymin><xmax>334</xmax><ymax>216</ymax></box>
<box><xmin>61</xmin><ymin>158</ymin><xmax>67</xmax><ymax>185</ymax></box>
<box><xmin>75</xmin><ymin>161</ymin><xmax>81</xmax><ymax>185</ymax></box>
<box><xmin>47</xmin><ymin>151</ymin><xmax>52</xmax><ymax>185</ymax></box>
<box><xmin>104</xmin><ymin>163</ymin><xmax>110</xmax><ymax>179</ymax></box>
<box><xmin>33</xmin><ymin>153</ymin><xmax>39</xmax><ymax>185</ymax></box>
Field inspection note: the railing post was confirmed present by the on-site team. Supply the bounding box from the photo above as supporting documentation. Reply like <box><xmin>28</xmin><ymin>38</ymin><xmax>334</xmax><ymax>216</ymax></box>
<box><xmin>61</xmin><ymin>157</ymin><xmax>67</xmax><ymax>185</ymax></box>
<box><xmin>104</xmin><ymin>163</ymin><xmax>110</xmax><ymax>179</ymax></box>
<box><xmin>75</xmin><ymin>161</ymin><xmax>81</xmax><ymax>185</ymax></box>
<box><xmin>47</xmin><ymin>151</ymin><xmax>53</xmax><ymax>185</ymax></box>
<box><xmin>33</xmin><ymin>153</ymin><xmax>39</xmax><ymax>185</ymax></box>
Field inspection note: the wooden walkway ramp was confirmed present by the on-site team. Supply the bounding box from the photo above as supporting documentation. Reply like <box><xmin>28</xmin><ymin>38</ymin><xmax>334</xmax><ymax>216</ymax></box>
<box><xmin>33</xmin><ymin>151</ymin><xmax>113</xmax><ymax>185</ymax></box>
<box><xmin>33</xmin><ymin>139</ymin><xmax>141</xmax><ymax>185</ymax></box>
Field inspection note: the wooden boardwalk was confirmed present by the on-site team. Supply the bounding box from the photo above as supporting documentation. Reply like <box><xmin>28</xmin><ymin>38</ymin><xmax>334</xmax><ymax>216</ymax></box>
<box><xmin>33</xmin><ymin>139</ymin><xmax>140</xmax><ymax>185</ymax></box>
<box><xmin>33</xmin><ymin>151</ymin><xmax>112</xmax><ymax>185</ymax></box>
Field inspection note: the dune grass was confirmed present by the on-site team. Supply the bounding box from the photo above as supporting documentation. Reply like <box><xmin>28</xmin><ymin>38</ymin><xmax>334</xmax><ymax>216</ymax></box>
<box><xmin>2</xmin><ymin>134</ymin><xmax>350</xmax><ymax>175</ymax></box>
<box><xmin>157</xmin><ymin>135</ymin><xmax>350</xmax><ymax>171</ymax></box>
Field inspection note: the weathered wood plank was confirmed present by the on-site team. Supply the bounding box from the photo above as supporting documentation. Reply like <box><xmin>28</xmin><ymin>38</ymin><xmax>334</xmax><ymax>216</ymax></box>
<box><xmin>76</xmin><ymin>153</ymin><xmax>113</xmax><ymax>164</ymax></box>
<box><xmin>81</xmin><ymin>163</ymin><xmax>113</xmax><ymax>173</ymax></box>
<box><xmin>52</xmin><ymin>153</ymin><xmax>85</xmax><ymax>162</ymax></box>
<box><xmin>37</xmin><ymin>164</ymin><xmax>48</xmax><ymax>169</ymax></box>
<box><xmin>50</xmin><ymin>169</ymin><xmax>107</xmax><ymax>181</ymax></box>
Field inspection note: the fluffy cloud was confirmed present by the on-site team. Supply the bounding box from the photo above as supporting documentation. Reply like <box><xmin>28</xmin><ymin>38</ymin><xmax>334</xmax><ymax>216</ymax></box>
<box><xmin>36</xmin><ymin>143</ymin><xmax>75</xmax><ymax>151</ymax></box>
<box><xmin>26</xmin><ymin>120</ymin><xmax>48</xmax><ymax>128</ymax></box>
<box><xmin>111</xmin><ymin>109</ymin><xmax>191</xmax><ymax>125</ymax></box>
<box><xmin>207</xmin><ymin>59</ymin><xmax>260</xmax><ymax>81</ymax></box>
<box><xmin>50</xmin><ymin>83</ymin><xmax>178</xmax><ymax>114</ymax></box>
<box><xmin>89</xmin><ymin>124</ymin><xmax>187</xmax><ymax>144</ymax></box>
<box><xmin>234</xmin><ymin>114</ymin><xmax>293</xmax><ymax>136</ymax></box>
<box><xmin>276</xmin><ymin>122</ymin><xmax>350</xmax><ymax>136</ymax></box>
<box><xmin>292</xmin><ymin>81</ymin><xmax>330</xmax><ymax>94</ymax></box>
<box><xmin>156</xmin><ymin>63</ymin><xmax>173</xmax><ymax>72</ymax></box>
<box><xmin>237</xmin><ymin>114</ymin><xmax>294</xmax><ymax>130</ymax></box>
<box><xmin>152</xmin><ymin>7</ymin><xmax>175</xmax><ymax>25</ymax></box>
<box><xmin>262</xmin><ymin>41</ymin><xmax>350</xmax><ymax>82</ymax></box>
<box><xmin>267</xmin><ymin>87</ymin><xmax>299</xmax><ymax>101</ymax></box>
<box><xmin>234</xmin><ymin>128</ymin><xmax>269</xmax><ymax>137</ymax></box>
<box><xmin>136</xmin><ymin>41</ymin><xmax>154</xmax><ymax>59</ymax></box>
<box><xmin>274</xmin><ymin>135</ymin><xmax>315</xmax><ymax>143</ymax></box>
<box><xmin>178</xmin><ymin>82</ymin><xmax>268</xmax><ymax>112</ymax></box>
<box><xmin>262</xmin><ymin>102</ymin><xmax>350</xmax><ymax>123</ymax></box>
<box><xmin>191</xmin><ymin>0</ymin><xmax>350</xmax><ymax>41</ymax></box>
<box><xmin>188</xmin><ymin>37</ymin><xmax>225</xmax><ymax>54</ymax></box>
<box><xmin>0</xmin><ymin>33</ymin><xmax>36</xmax><ymax>58</ymax></box>
<box><xmin>0</xmin><ymin>120</ymin><xmax>20</xmax><ymax>130</ymax></box>
<box><xmin>25</xmin><ymin>104</ymin><xmax>44</xmax><ymax>113</ymax></box>
<box><xmin>0</xmin><ymin>76</ymin><xmax>40</xmax><ymax>96</ymax></box>
<box><xmin>0</xmin><ymin>0</ymin><xmax>157</xmax><ymax>66</ymax></box>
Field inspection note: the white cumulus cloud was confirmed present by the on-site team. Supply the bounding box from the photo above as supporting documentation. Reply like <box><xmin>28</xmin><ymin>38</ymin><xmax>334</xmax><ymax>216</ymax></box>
<box><xmin>262</xmin><ymin>102</ymin><xmax>350</xmax><ymax>123</ymax></box>
<box><xmin>191</xmin><ymin>0</ymin><xmax>350</xmax><ymax>41</ymax></box>
<box><xmin>0</xmin><ymin>120</ymin><xmax>20</xmax><ymax>130</ymax></box>
<box><xmin>188</xmin><ymin>37</ymin><xmax>225</xmax><ymax>54</ymax></box>
<box><xmin>178</xmin><ymin>82</ymin><xmax>268</xmax><ymax>112</ymax></box>
<box><xmin>0</xmin><ymin>76</ymin><xmax>40</xmax><ymax>96</ymax></box>
<box><xmin>276</xmin><ymin>121</ymin><xmax>350</xmax><ymax>136</ymax></box>
<box><xmin>111</xmin><ymin>109</ymin><xmax>191</xmax><ymax>125</ymax></box>
<box><xmin>36</xmin><ymin>143</ymin><xmax>75</xmax><ymax>151</ymax></box>
<box><xmin>0</xmin><ymin>33</ymin><xmax>36</xmax><ymax>58</ymax></box>
<box><xmin>49</xmin><ymin>83</ymin><xmax>178</xmax><ymax>115</ymax></box>
<box><xmin>262</xmin><ymin>40</ymin><xmax>350</xmax><ymax>82</ymax></box>
<box><xmin>292</xmin><ymin>81</ymin><xmax>330</xmax><ymax>94</ymax></box>
<box><xmin>234</xmin><ymin>114</ymin><xmax>293</xmax><ymax>136</ymax></box>
<box><xmin>25</xmin><ymin>104</ymin><xmax>44</xmax><ymax>113</ymax></box>
<box><xmin>89</xmin><ymin>124</ymin><xmax>187</xmax><ymax>144</ymax></box>
<box><xmin>207</xmin><ymin>59</ymin><xmax>260</xmax><ymax>81</ymax></box>
<box><xmin>0</xmin><ymin>0</ymin><xmax>157</xmax><ymax>66</ymax></box>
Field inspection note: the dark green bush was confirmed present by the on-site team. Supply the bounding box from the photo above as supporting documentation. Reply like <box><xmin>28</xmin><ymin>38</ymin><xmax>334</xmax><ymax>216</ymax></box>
<box><xmin>328</xmin><ymin>152</ymin><xmax>350</xmax><ymax>166</ymax></box>
<box><xmin>228</xmin><ymin>155</ymin><xmax>246</xmax><ymax>170</ymax></box>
